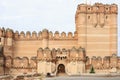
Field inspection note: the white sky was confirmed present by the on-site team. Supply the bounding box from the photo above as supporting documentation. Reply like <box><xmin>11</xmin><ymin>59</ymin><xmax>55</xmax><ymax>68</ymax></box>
<box><xmin>0</xmin><ymin>0</ymin><xmax>120</xmax><ymax>55</ymax></box>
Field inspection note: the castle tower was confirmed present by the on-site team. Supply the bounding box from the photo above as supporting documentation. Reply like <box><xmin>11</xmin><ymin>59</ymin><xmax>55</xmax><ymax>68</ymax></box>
<box><xmin>0</xmin><ymin>45</ymin><xmax>5</xmax><ymax>75</ymax></box>
<box><xmin>42</xmin><ymin>29</ymin><xmax>49</xmax><ymax>48</ymax></box>
<box><xmin>0</xmin><ymin>28</ymin><xmax>5</xmax><ymax>46</ymax></box>
<box><xmin>4</xmin><ymin>28</ymin><xmax>14</xmax><ymax>56</ymax></box>
<box><xmin>75</xmin><ymin>3</ymin><xmax>118</xmax><ymax>58</ymax></box>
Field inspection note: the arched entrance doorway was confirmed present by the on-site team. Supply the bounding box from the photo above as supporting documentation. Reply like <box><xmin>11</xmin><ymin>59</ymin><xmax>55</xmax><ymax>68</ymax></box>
<box><xmin>57</xmin><ymin>64</ymin><xmax>65</xmax><ymax>74</ymax></box>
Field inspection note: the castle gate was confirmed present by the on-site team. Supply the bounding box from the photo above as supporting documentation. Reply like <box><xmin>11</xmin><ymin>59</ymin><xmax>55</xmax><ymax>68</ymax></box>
<box><xmin>57</xmin><ymin>64</ymin><xmax>65</xmax><ymax>73</ymax></box>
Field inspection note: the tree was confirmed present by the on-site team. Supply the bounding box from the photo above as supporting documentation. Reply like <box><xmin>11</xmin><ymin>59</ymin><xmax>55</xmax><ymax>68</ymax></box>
<box><xmin>90</xmin><ymin>65</ymin><xmax>95</xmax><ymax>73</ymax></box>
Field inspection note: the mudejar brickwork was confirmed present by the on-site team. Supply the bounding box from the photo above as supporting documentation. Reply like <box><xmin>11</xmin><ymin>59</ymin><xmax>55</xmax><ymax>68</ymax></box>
<box><xmin>0</xmin><ymin>3</ymin><xmax>119</xmax><ymax>76</ymax></box>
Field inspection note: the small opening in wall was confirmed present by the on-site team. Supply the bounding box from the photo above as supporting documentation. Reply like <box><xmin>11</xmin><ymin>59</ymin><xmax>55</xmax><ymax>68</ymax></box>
<box><xmin>0</xmin><ymin>38</ymin><xmax>1</xmax><ymax>42</ymax></box>
<box><xmin>88</xmin><ymin>16</ymin><xmax>90</xmax><ymax>19</ymax></box>
<box><xmin>106</xmin><ymin>16</ymin><xmax>108</xmax><ymax>19</ymax></box>
<box><xmin>88</xmin><ymin>8</ymin><xmax>90</xmax><ymax>10</ymax></box>
<box><xmin>106</xmin><ymin>8</ymin><xmax>109</xmax><ymax>10</ymax></box>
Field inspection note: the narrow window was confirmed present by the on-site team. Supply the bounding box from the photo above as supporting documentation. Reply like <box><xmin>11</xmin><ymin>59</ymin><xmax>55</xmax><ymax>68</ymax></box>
<box><xmin>106</xmin><ymin>16</ymin><xmax>108</xmax><ymax>19</ymax></box>
<box><xmin>88</xmin><ymin>16</ymin><xmax>90</xmax><ymax>19</ymax></box>
<box><xmin>106</xmin><ymin>8</ymin><xmax>109</xmax><ymax>10</ymax></box>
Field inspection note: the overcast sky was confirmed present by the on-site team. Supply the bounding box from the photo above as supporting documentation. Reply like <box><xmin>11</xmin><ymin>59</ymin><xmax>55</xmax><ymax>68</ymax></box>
<box><xmin>0</xmin><ymin>0</ymin><xmax>120</xmax><ymax>55</ymax></box>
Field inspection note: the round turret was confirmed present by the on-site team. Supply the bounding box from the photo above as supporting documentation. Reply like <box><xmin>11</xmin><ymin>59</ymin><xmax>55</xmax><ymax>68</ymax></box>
<box><xmin>2</xmin><ymin>27</ymin><xmax>5</xmax><ymax>37</ymax></box>
<box><xmin>14</xmin><ymin>31</ymin><xmax>19</xmax><ymax>39</ymax></box>
<box><xmin>32</xmin><ymin>31</ymin><xmax>37</xmax><ymax>39</ymax></box>
<box><xmin>20</xmin><ymin>31</ymin><xmax>25</xmax><ymax>39</ymax></box>
<box><xmin>0</xmin><ymin>28</ymin><xmax>3</xmax><ymax>37</ymax></box>
<box><xmin>49</xmin><ymin>31</ymin><xmax>53</xmax><ymax>39</ymax></box>
<box><xmin>68</xmin><ymin>32</ymin><xmax>73</xmax><ymax>38</ymax></box>
<box><xmin>42</xmin><ymin>29</ymin><xmax>49</xmax><ymax>39</ymax></box>
<box><xmin>37</xmin><ymin>48</ymin><xmax>43</xmax><ymax>52</ymax></box>
<box><xmin>26</xmin><ymin>31</ymin><xmax>31</xmax><ymax>39</ymax></box>
<box><xmin>74</xmin><ymin>31</ymin><xmax>78</xmax><ymax>39</ymax></box>
<box><xmin>54</xmin><ymin>31</ymin><xmax>59</xmax><ymax>39</ymax></box>
<box><xmin>38</xmin><ymin>31</ymin><xmax>42</xmax><ymax>39</ymax></box>
<box><xmin>61</xmin><ymin>32</ymin><xmax>66</xmax><ymax>38</ymax></box>
<box><xmin>111</xmin><ymin>4</ymin><xmax>118</xmax><ymax>14</ymax></box>
<box><xmin>6</xmin><ymin>28</ymin><xmax>13</xmax><ymax>38</ymax></box>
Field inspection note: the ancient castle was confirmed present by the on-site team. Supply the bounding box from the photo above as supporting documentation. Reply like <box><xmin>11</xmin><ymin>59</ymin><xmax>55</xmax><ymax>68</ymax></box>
<box><xmin>0</xmin><ymin>3</ymin><xmax>119</xmax><ymax>76</ymax></box>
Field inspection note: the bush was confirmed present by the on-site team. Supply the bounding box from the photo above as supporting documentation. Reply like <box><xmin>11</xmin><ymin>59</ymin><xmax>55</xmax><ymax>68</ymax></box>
<box><xmin>90</xmin><ymin>65</ymin><xmax>95</xmax><ymax>73</ymax></box>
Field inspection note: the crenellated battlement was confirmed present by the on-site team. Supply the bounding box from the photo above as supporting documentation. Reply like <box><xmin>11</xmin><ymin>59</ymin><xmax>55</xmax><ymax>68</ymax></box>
<box><xmin>75</xmin><ymin>3</ymin><xmax>118</xmax><ymax>57</ymax></box>
<box><xmin>37</xmin><ymin>47</ymin><xmax>85</xmax><ymax>61</ymax></box>
<box><xmin>15</xmin><ymin>31</ymin><xmax>77</xmax><ymax>40</ymax></box>
<box><xmin>0</xmin><ymin>2</ymin><xmax>118</xmax><ymax>76</ymax></box>
<box><xmin>0</xmin><ymin>28</ymin><xmax>78</xmax><ymax>40</ymax></box>
<box><xmin>76</xmin><ymin>3</ymin><xmax>118</xmax><ymax>14</ymax></box>
<box><xmin>75</xmin><ymin>3</ymin><xmax>117</xmax><ymax>33</ymax></box>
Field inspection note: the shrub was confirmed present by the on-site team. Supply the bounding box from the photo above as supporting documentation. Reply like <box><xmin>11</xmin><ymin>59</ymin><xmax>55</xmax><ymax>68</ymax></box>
<box><xmin>90</xmin><ymin>65</ymin><xmax>95</xmax><ymax>73</ymax></box>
